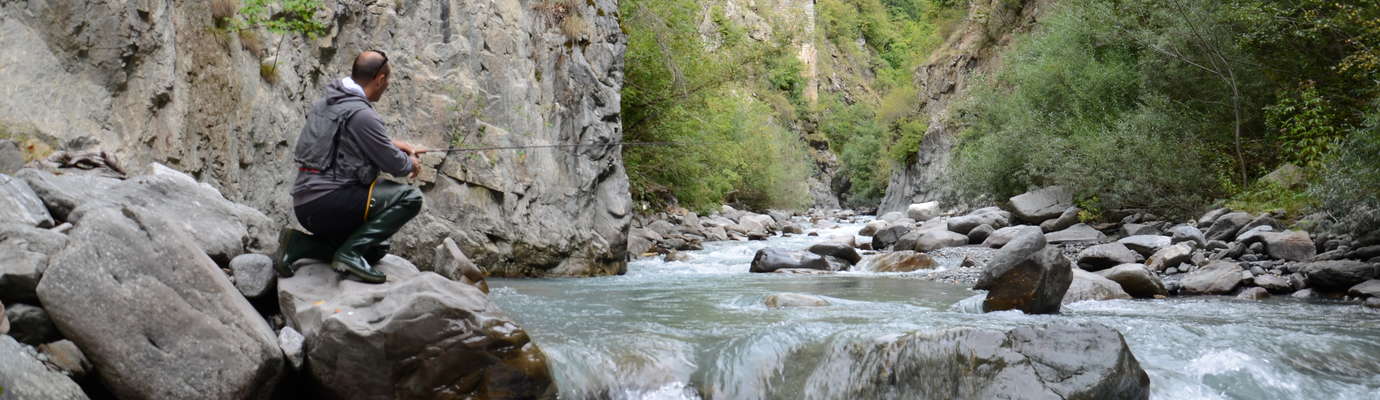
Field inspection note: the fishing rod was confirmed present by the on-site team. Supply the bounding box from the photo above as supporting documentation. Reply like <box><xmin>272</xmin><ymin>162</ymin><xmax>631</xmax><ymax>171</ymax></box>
<box><xmin>415</xmin><ymin>141</ymin><xmax>693</xmax><ymax>154</ymax></box>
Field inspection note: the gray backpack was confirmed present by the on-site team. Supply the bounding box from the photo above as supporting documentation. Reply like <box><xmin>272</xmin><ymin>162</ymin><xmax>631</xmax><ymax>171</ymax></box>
<box><xmin>293</xmin><ymin>97</ymin><xmax>375</xmax><ymax>184</ymax></box>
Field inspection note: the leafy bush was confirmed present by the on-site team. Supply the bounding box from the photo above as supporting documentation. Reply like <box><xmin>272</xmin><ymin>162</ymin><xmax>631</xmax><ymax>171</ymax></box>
<box><xmin>231</xmin><ymin>0</ymin><xmax>329</xmax><ymax>38</ymax></box>
<box><xmin>1311</xmin><ymin>102</ymin><xmax>1380</xmax><ymax>234</ymax></box>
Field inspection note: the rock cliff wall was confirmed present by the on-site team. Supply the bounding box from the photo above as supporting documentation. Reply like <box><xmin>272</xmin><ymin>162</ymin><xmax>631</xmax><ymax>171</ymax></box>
<box><xmin>0</xmin><ymin>0</ymin><xmax>629</xmax><ymax>276</ymax></box>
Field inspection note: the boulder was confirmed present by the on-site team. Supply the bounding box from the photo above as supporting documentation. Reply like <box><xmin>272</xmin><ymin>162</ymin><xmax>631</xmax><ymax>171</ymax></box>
<box><xmin>1096</xmin><ymin>264</ymin><xmax>1168</xmax><ymax>298</ymax></box>
<box><xmin>1253</xmin><ymin>275</ymin><xmax>1293</xmax><ymax>293</ymax></box>
<box><xmin>1040</xmin><ymin>207</ymin><xmax>1081</xmax><ymax>233</ymax></box>
<box><xmin>1197</xmin><ymin>208</ymin><xmax>1232</xmax><ymax>227</ymax></box>
<box><xmin>1063</xmin><ymin>269</ymin><xmax>1133</xmax><ymax>304</ymax></box>
<box><xmin>1260</xmin><ymin>163</ymin><xmax>1306</xmax><ymax>189</ymax></box>
<box><xmin>808</xmin><ymin>242</ymin><xmax>862</xmax><ymax>265</ymax></box>
<box><xmin>626</xmin><ymin>227</ymin><xmax>662</xmax><ymax>257</ymax></box>
<box><xmin>1204</xmin><ymin>212</ymin><xmax>1252</xmax><ymax>242</ymax></box>
<box><xmin>1008</xmin><ymin>186</ymin><xmax>1073</xmax><ymax>223</ymax></box>
<box><xmin>749</xmin><ymin>248</ymin><xmax>832</xmax><ymax>273</ymax></box>
<box><xmin>764</xmin><ymin>293</ymin><xmax>830</xmax><ymax>308</ymax></box>
<box><xmin>967</xmin><ymin>224</ymin><xmax>994</xmax><ymax>244</ymax></box>
<box><xmin>0</xmin><ymin>224</ymin><xmax>68</xmax><ymax>304</ymax></box>
<box><xmin>1241</xmin><ymin>214</ymin><xmax>1282</xmax><ymax>235</ymax></box>
<box><xmin>432</xmin><ymin>237</ymin><xmax>490</xmax><ymax>293</ymax></box>
<box><xmin>1350</xmin><ymin>245</ymin><xmax>1380</xmax><ymax>260</ymax></box>
<box><xmin>0</xmin><ymin>336</ymin><xmax>89</xmax><ymax>400</ymax></box>
<box><xmin>1261</xmin><ymin>231</ymin><xmax>1316</xmax><ymax>262</ymax></box>
<box><xmin>39</xmin><ymin>339</ymin><xmax>93</xmax><ymax>379</ymax></box>
<box><xmin>36</xmin><ymin>205</ymin><xmax>284</xmax><ymax>400</ymax></box>
<box><xmin>1301</xmin><ymin>260</ymin><xmax>1378</xmax><ymax>292</ymax></box>
<box><xmin>0</xmin><ymin>139</ymin><xmax>22</xmax><ymax>174</ymax></box>
<box><xmin>703</xmin><ymin>225</ymin><xmax>729</xmax><ymax>242</ymax></box>
<box><xmin>1146</xmin><ymin>243</ymin><xmax>1194</xmax><ymax>272</ymax></box>
<box><xmin>1349</xmin><ymin>280</ymin><xmax>1380</xmax><ymax>298</ymax></box>
<box><xmin>728</xmin><ymin>218</ymin><xmax>768</xmax><ymax>239</ymax></box>
<box><xmin>810</xmin><ymin>321</ymin><xmax>1150</xmax><ymax>399</ymax></box>
<box><xmin>913</xmin><ymin>230</ymin><xmax>970</xmax><ymax>252</ymax></box>
<box><xmin>975</xmin><ymin>231</ymin><xmax>1073</xmax><ymax>314</ymax></box>
<box><xmin>880</xmin><ymin>211</ymin><xmax>906</xmax><ymax>223</ymax></box>
<box><xmin>4</xmin><ymin>303</ymin><xmax>61</xmax><ymax>346</ymax></box>
<box><xmin>280</xmin><ymin>258</ymin><xmax>554</xmax><ymax>399</ymax></box>
<box><xmin>1119</xmin><ymin>224</ymin><xmax>1157</xmax><ymax>237</ymax></box>
<box><xmin>1045</xmin><ymin>223</ymin><xmax>1107</xmax><ymax>244</ymax></box>
<box><xmin>859</xmin><ymin>220</ymin><xmax>888</xmax><ymax>237</ymax></box>
<box><xmin>947</xmin><ymin>208</ymin><xmax>1011</xmax><ymax>234</ymax></box>
<box><xmin>1180</xmin><ymin>261</ymin><xmax>1245</xmax><ymax>295</ymax></box>
<box><xmin>0</xmin><ymin>173</ymin><xmax>53</xmax><ymax>228</ymax></box>
<box><xmin>230</xmin><ymin>253</ymin><xmax>276</xmax><ymax>300</ymax></box>
<box><xmin>1118</xmin><ymin>235</ymin><xmax>1172</xmax><ymax>257</ymax></box>
<box><xmin>278</xmin><ymin>326</ymin><xmax>306</xmax><ymax>371</ymax></box>
<box><xmin>1076</xmin><ymin>243</ymin><xmax>1142</xmax><ymax>271</ymax></box>
<box><xmin>872</xmin><ymin>225</ymin><xmax>912</xmax><ymax>251</ymax></box>
<box><xmin>1236</xmin><ymin>287</ymin><xmax>1270</xmax><ymax>300</ymax></box>
<box><xmin>982</xmin><ymin>225</ymin><xmax>1043</xmax><ymax>248</ymax></box>
<box><xmin>865</xmin><ymin>251</ymin><xmax>938</xmax><ymax>272</ymax></box>
<box><xmin>646</xmin><ymin>220</ymin><xmax>678</xmax><ymax>237</ymax></box>
<box><xmin>1168</xmin><ymin>225</ymin><xmax>1207</xmax><ymax>248</ymax></box>
<box><xmin>1235</xmin><ymin>225</ymin><xmax>1276</xmax><ymax>244</ymax></box>
<box><xmin>906</xmin><ymin>201</ymin><xmax>941</xmax><ymax>221</ymax></box>
<box><xmin>782</xmin><ymin>223</ymin><xmax>804</xmax><ymax>234</ymax></box>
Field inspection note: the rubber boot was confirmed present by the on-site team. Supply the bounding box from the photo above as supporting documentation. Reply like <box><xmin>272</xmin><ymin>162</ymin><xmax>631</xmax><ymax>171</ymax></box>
<box><xmin>364</xmin><ymin>241</ymin><xmax>391</xmax><ymax>265</ymax></box>
<box><xmin>272</xmin><ymin>228</ymin><xmax>339</xmax><ymax>277</ymax></box>
<box><xmin>331</xmin><ymin>181</ymin><xmax>423</xmax><ymax>283</ymax></box>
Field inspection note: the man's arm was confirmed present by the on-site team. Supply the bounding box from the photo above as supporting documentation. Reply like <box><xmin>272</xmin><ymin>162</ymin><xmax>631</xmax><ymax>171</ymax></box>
<box><xmin>348</xmin><ymin>110</ymin><xmax>416</xmax><ymax>177</ymax></box>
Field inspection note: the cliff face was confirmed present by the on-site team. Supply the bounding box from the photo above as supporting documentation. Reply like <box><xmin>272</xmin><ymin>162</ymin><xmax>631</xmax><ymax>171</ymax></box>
<box><xmin>0</xmin><ymin>0</ymin><xmax>629</xmax><ymax>277</ymax></box>
<box><xmin>879</xmin><ymin>0</ymin><xmax>1052</xmax><ymax>214</ymax></box>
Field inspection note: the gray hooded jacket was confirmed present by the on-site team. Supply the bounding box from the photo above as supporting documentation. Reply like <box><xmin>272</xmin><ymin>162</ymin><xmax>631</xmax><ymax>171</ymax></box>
<box><xmin>291</xmin><ymin>79</ymin><xmax>413</xmax><ymax>206</ymax></box>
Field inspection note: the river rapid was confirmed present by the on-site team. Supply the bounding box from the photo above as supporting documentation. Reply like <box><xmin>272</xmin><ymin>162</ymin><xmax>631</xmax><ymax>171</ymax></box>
<box><xmin>490</xmin><ymin>219</ymin><xmax>1380</xmax><ymax>399</ymax></box>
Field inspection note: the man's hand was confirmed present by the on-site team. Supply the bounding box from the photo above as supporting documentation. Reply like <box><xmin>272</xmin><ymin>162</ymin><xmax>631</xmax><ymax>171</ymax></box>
<box><xmin>408</xmin><ymin>155</ymin><xmax>421</xmax><ymax>178</ymax></box>
<box><xmin>392</xmin><ymin>140</ymin><xmax>416</xmax><ymax>156</ymax></box>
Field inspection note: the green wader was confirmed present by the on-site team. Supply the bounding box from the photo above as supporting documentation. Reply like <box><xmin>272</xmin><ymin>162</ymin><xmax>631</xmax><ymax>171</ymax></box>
<box><xmin>274</xmin><ymin>180</ymin><xmax>423</xmax><ymax>283</ymax></box>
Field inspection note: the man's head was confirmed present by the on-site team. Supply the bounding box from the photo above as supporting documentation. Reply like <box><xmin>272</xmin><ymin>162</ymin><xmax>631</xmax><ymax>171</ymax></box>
<box><xmin>351</xmin><ymin>50</ymin><xmax>391</xmax><ymax>102</ymax></box>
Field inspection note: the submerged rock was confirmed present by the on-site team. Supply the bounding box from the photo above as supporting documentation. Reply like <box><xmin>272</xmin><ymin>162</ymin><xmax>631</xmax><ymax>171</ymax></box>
<box><xmin>280</xmin><ymin>258</ymin><xmax>555</xmax><ymax>399</ymax></box>
<box><xmin>0</xmin><ymin>336</ymin><xmax>89</xmax><ymax>400</ymax></box>
<box><xmin>764</xmin><ymin>293</ymin><xmax>830</xmax><ymax>308</ymax></box>
<box><xmin>975</xmin><ymin>231</ymin><xmax>1072</xmax><ymax>314</ymax></box>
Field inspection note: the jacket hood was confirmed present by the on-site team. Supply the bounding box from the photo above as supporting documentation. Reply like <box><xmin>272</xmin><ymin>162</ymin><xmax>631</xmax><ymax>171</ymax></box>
<box><xmin>324</xmin><ymin>79</ymin><xmax>370</xmax><ymax>106</ymax></box>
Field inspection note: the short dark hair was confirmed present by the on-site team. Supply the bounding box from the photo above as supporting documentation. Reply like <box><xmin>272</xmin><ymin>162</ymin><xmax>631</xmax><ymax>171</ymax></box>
<box><xmin>351</xmin><ymin>50</ymin><xmax>389</xmax><ymax>84</ymax></box>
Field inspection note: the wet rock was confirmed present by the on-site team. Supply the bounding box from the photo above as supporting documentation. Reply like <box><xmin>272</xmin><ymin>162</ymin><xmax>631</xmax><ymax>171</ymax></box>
<box><xmin>1045</xmin><ymin>223</ymin><xmax>1107</xmax><ymax>244</ymax></box>
<box><xmin>1205</xmin><ymin>212</ymin><xmax>1252</xmax><ymax>242</ymax></box>
<box><xmin>808</xmin><ymin>242</ymin><xmax>862</xmax><ymax>265</ymax></box>
<box><xmin>783</xmin><ymin>224</ymin><xmax>804</xmax><ymax>234</ymax></box>
<box><xmin>1008</xmin><ymin>186</ymin><xmax>1073</xmax><ymax>223</ymax></box>
<box><xmin>750</xmin><ymin>248</ymin><xmax>832</xmax><ymax>273</ymax></box>
<box><xmin>947</xmin><ymin>208</ymin><xmax>1011</xmax><ymax>234</ymax></box>
<box><xmin>1254</xmin><ymin>275</ymin><xmax>1294</xmax><ymax>293</ymax></box>
<box><xmin>1169</xmin><ymin>225</ymin><xmax>1207</xmax><ymax>248</ymax></box>
<box><xmin>764</xmin><ymin>293</ymin><xmax>830</xmax><ymax>308</ymax></box>
<box><xmin>907</xmin><ymin>201</ymin><xmax>941</xmax><ymax>221</ymax></box>
<box><xmin>913</xmin><ymin>230</ymin><xmax>970</xmax><ymax>252</ymax></box>
<box><xmin>229</xmin><ymin>253</ymin><xmax>275</xmax><ymax>300</ymax></box>
<box><xmin>1301</xmin><ymin>260</ymin><xmax>1378</xmax><ymax>292</ymax></box>
<box><xmin>4</xmin><ymin>303</ymin><xmax>61</xmax><ymax>345</ymax></box>
<box><xmin>0</xmin><ymin>336</ymin><xmax>89</xmax><ymax>400</ymax></box>
<box><xmin>278</xmin><ymin>326</ymin><xmax>305</xmax><ymax>371</ymax></box>
<box><xmin>663</xmin><ymin>251</ymin><xmax>692</xmax><ymax>262</ymax></box>
<box><xmin>1147</xmin><ymin>243</ymin><xmax>1194</xmax><ymax>273</ymax></box>
<box><xmin>1236</xmin><ymin>287</ymin><xmax>1270</xmax><ymax>300</ymax></box>
<box><xmin>1118</xmin><ymin>235</ymin><xmax>1172</xmax><ymax>258</ymax></box>
<box><xmin>280</xmin><ymin>258</ymin><xmax>554</xmax><ymax>399</ymax></box>
<box><xmin>39</xmin><ymin>339</ymin><xmax>93</xmax><ymax>379</ymax></box>
<box><xmin>1367</xmin><ymin>298</ymin><xmax>1380</xmax><ymax>309</ymax></box>
<box><xmin>1349</xmin><ymin>280</ymin><xmax>1380</xmax><ymax>298</ymax></box>
<box><xmin>812</xmin><ymin>321</ymin><xmax>1149</xmax><ymax>400</ymax></box>
<box><xmin>975</xmin><ymin>231</ymin><xmax>1072</xmax><ymax>314</ymax></box>
<box><xmin>0</xmin><ymin>224</ymin><xmax>68</xmax><ymax>304</ymax></box>
<box><xmin>0</xmin><ymin>173</ymin><xmax>54</xmax><ymax>228</ymax></box>
<box><xmin>1180</xmin><ymin>261</ymin><xmax>1245</xmax><ymax>295</ymax></box>
<box><xmin>36</xmin><ymin>205</ymin><xmax>284</xmax><ymax>400</ymax></box>
<box><xmin>967</xmin><ymin>224</ymin><xmax>994</xmax><ymax>244</ymax></box>
<box><xmin>1076</xmin><ymin>243</ymin><xmax>1142</xmax><ymax>271</ymax></box>
<box><xmin>859</xmin><ymin>220</ymin><xmax>888</xmax><ymax>236</ymax></box>
<box><xmin>1040</xmin><ymin>207</ymin><xmax>1081</xmax><ymax>233</ymax></box>
<box><xmin>1063</xmin><ymin>268</ymin><xmax>1132</xmax><ymax>304</ymax></box>
<box><xmin>982</xmin><ymin>225</ymin><xmax>1042</xmax><ymax>248</ymax></box>
<box><xmin>866</xmin><ymin>251</ymin><xmax>938</xmax><ymax>272</ymax></box>
<box><xmin>1096</xmin><ymin>264</ymin><xmax>1168</xmax><ymax>298</ymax></box>
<box><xmin>872</xmin><ymin>225</ymin><xmax>912</xmax><ymax>251</ymax></box>
<box><xmin>432</xmin><ymin>237</ymin><xmax>489</xmax><ymax>293</ymax></box>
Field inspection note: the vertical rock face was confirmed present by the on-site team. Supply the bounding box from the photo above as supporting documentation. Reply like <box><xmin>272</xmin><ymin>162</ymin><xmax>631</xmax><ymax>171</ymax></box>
<box><xmin>0</xmin><ymin>0</ymin><xmax>630</xmax><ymax>277</ymax></box>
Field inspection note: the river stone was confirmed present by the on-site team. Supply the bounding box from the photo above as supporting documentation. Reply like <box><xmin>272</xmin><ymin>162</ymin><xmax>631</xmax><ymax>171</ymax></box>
<box><xmin>808</xmin><ymin>242</ymin><xmax>862</xmax><ymax>265</ymax></box>
<box><xmin>1076</xmin><ymin>243</ymin><xmax>1142</xmax><ymax>271</ymax></box>
<box><xmin>859</xmin><ymin>220</ymin><xmax>888</xmax><ymax>236</ymax></box>
<box><xmin>783</xmin><ymin>223</ymin><xmax>804</xmax><ymax>234</ymax></box>
<box><xmin>976</xmin><ymin>231</ymin><xmax>1072</xmax><ymax>314</ymax></box>
<box><xmin>1198</xmin><ymin>208</ymin><xmax>1232</xmax><ymax>227</ymax></box>
<box><xmin>1349</xmin><ymin>280</ymin><xmax>1380</xmax><ymax>298</ymax></box>
<box><xmin>1254</xmin><ymin>275</ymin><xmax>1294</xmax><ymax>293</ymax></box>
<box><xmin>750</xmin><ymin>248</ymin><xmax>831</xmax><ymax>273</ymax></box>
<box><xmin>913</xmin><ymin>230</ymin><xmax>969</xmax><ymax>252</ymax></box>
<box><xmin>0</xmin><ymin>140</ymin><xmax>21</xmax><ymax>174</ymax></box>
<box><xmin>947</xmin><ymin>208</ymin><xmax>1011</xmax><ymax>234</ymax></box>
<box><xmin>230</xmin><ymin>253</ymin><xmax>275</xmax><ymax>299</ymax></box>
<box><xmin>1063</xmin><ymin>268</ymin><xmax>1132</xmax><ymax>304</ymax></box>
<box><xmin>0</xmin><ymin>224</ymin><xmax>68</xmax><ymax>304</ymax></box>
<box><xmin>1350</xmin><ymin>245</ymin><xmax>1380</xmax><ymax>260</ymax></box>
<box><xmin>1260</xmin><ymin>231</ymin><xmax>1316</xmax><ymax>262</ymax></box>
<box><xmin>0</xmin><ymin>336</ymin><xmax>89</xmax><ymax>400</ymax></box>
<box><xmin>1120</xmin><ymin>224</ymin><xmax>1158</xmax><ymax>237</ymax></box>
<box><xmin>1236</xmin><ymin>287</ymin><xmax>1270</xmax><ymax>300</ymax></box>
<box><xmin>1008</xmin><ymin>186</ymin><xmax>1073</xmax><ymax>223</ymax></box>
<box><xmin>1241</xmin><ymin>214</ymin><xmax>1282</xmax><ymax>235</ymax></box>
<box><xmin>1302</xmin><ymin>260</ymin><xmax>1379</xmax><ymax>292</ymax></box>
<box><xmin>866</xmin><ymin>251</ymin><xmax>938</xmax><ymax>272</ymax></box>
<box><xmin>646</xmin><ymin>220</ymin><xmax>678</xmax><ymax>237</ymax></box>
<box><xmin>967</xmin><ymin>224</ymin><xmax>994</xmax><ymax>244</ymax></box>
<box><xmin>880</xmin><ymin>211</ymin><xmax>906</xmax><ymax>223</ymax></box>
<box><xmin>808</xmin><ymin>321</ymin><xmax>1149</xmax><ymax>399</ymax></box>
<box><xmin>1147</xmin><ymin>243</ymin><xmax>1195</xmax><ymax>272</ymax></box>
<box><xmin>280</xmin><ymin>258</ymin><xmax>554</xmax><ymax>399</ymax></box>
<box><xmin>279</xmin><ymin>326</ymin><xmax>305</xmax><ymax>371</ymax></box>
<box><xmin>0</xmin><ymin>173</ymin><xmax>53</xmax><ymax>228</ymax></box>
<box><xmin>872</xmin><ymin>225</ymin><xmax>912</xmax><ymax>251</ymax></box>
<box><xmin>1046</xmin><ymin>223</ymin><xmax>1107</xmax><ymax>244</ymax></box>
<box><xmin>1180</xmin><ymin>261</ymin><xmax>1245</xmax><ymax>295</ymax></box>
<box><xmin>1118</xmin><ymin>235</ymin><xmax>1172</xmax><ymax>257</ymax></box>
<box><xmin>39</xmin><ymin>339</ymin><xmax>93</xmax><ymax>380</ymax></box>
<box><xmin>982</xmin><ymin>225</ymin><xmax>1042</xmax><ymax>248</ymax></box>
<box><xmin>1096</xmin><ymin>264</ymin><xmax>1167</xmax><ymax>298</ymax></box>
<box><xmin>432</xmin><ymin>237</ymin><xmax>490</xmax><ymax>293</ymax></box>
<box><xmin>907</xmin><ymin>201</ymin><xmax>941</xmax><ymax>221</ymax></box>
<box><xmin>626</xmin><ymin>228</ymin><xmax>661</xmax><ymax>258</ymax></box>
<box><xmin>1205</xmin><ymin>212</ymin><xmax>1253</xmax><ymax>242</ymax></box>
<box><xmin>36</xmin><ymin>205</ymin><xmax>284</xmax><ymax>400</ymax></box>
<box><xmin>1169</xmin><ymin>225</ymin><xmax>1207</xmax><ymax>248</ymax></box>
<box><xmin>1040</xmin><ymin>206</ymin><xmax>1081</xmax><ymax>233</ymax></box>
<box><xmin>764</xmin><ymin>293</ymin><xmax>830</xmax><ymax>308</ymax></box>
<box><xmin>4</xmin><ymin>303</ymin><xmax>60</xmax><ymax>345</ymax></box>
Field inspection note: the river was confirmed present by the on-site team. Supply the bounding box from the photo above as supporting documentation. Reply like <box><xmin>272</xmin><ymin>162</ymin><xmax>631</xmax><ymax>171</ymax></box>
<box><xmin>490</xmin><ymin>218</ymin><xmax>1380</xmax><ymax>399</ymax></box>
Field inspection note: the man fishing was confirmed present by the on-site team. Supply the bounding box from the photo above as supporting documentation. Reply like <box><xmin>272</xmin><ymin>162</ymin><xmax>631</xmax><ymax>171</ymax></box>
<box><xmin>273</xmin><ymin>50</ymin><xmax>424</xmax><ymax>283</ymax></box>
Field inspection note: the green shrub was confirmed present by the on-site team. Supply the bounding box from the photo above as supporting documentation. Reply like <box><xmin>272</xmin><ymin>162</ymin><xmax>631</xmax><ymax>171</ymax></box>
<box><xmin>1311</xmin><ymin>101</ymin><xmax>1380</xmax><ymax>234</ymax></box>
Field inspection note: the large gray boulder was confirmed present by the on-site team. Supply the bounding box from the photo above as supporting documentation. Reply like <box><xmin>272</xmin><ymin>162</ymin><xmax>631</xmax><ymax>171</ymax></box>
<box><xmin>1076</xmin><ymin>243</ymin><xmax>1142</xmax><ymax>271</ymax></box>
<box><xmin>1168</xmin><ymin>225</ymin><xmax>1207</xmax><ymax>248</ymax></box>
<box><xmin>975</xmin><ymin>231</ymin><xmax>1073</xmax><ymax>314</ymax></box>
<box><xmin>1204</xmin><ymin>212</ymin><xmax>1253</xmax><ymax>242</ymax></box>
<box><xmin>0</xmin><ymin>336</ymin><xmax>89</xmax><ymax>400</ymax></box>
<box><xmin>1349</xmin><ymin>280</ymin><xmax>1380</xmax><ymax>298</ymax></box>
<box><xmin>906</xmin><ymin>201</ymin><xmax>941</xmax><ymax>221</ymax></box>
<box><xmin>864</xmin><ymin>251</ymin><xmax>938</xmax><ymax>272</ymax></box>
<box><xmin>0</xmin><ymin>173</ymin><xmax>53</xmax><ymax>228</ymax></box>
<box><xmin>913</xmin><ymin>230</ymin><xmax>970</xmax><ymax>252</ymax></box>
<box><xmin>1197</xmin><ymin>208</ymin><xmax>1232</xmax><ymax>227</ymax></box>
<box><xmin>1045</xmin><ymin>223</ymin><xmax>1107</xmax><ymax>244</ymax></box>
<box><xmin>872</xmin><ymin>224</ymin><xmax>913</xmax><ymax>251</ymax></box>
<box><xmin>1261</xmin><ymin>230</ymin><xmax>1316</xmax><ymax>261</ymax></box>
<box><xmin>280</xmin><ymin>258</ymin><xmax>555</xmax><ymax>399</ymax></box>
<box><xmin>1096</xmin><ymin>264</ymin><xmax>1168</xmax><ymax>298</ymax></box>
<box><xmin>947</xmin><ymin>207</ymin><xmax>1011</xmax><ymax>234</ymax></box>
<box><xmin>1146</xmin><ymin>243</ymin><xmax>1194</xmax><ymax>272</ymax></box>
<box><xmin>1301</xmin><ymin>260</ymin><xmax>1378</xmax><ymax>292</ymax></box>
<box><xmin>809</xmin><ymin>321</ymin><xmax>1150</xmax><ymax>399</ymax></box>
<box><xmin>626</xmin><ymin>227</ymin><xmax>662</xmax><ymax>258</ymax></box>
<box><xmin>1118</xmin><ymin>235</ymin><xmax>1172</xmax><ymax>257</ymax></box>
<box><xmin>982</xmin><ymin>225</ymin><xmax>1042</xmax><ymax>248</ymax></box>
<box><xmin>1063</xmin><ymin>268</ymin><xmax>1132</xmax><ymax>304</ymax></box>
<box><xmin>432</xmin><ymin>237</ymin><xmax>490</xmax><ymax>293</ymax></box>
<box><xmin>750</xmin><ymin>248</ymin><xmax>833</xmax><ymax>273</ymax></box>
<box><xmin>859</xmin><ymin>220</ymin><xmax>888</xmax><ymax>236</ymax></box>
<box><xmin>808</xmin><ymin>242</ymin><xmax>862</xmax><ymax>265</ymax></box>
<box><xmin>1008</xmin><ymin>186</ymin><xmax>1073</xmax><ymax>223</ymax></box>
<box><xmin>0</xmin><ymin>224</ymin><xmax>67</xmax><ymax>304</ymax></box>
<box><xmin>1180</xmin><ymin>261</ymin><xmax>1245</xmax><ymax>295</ymax></box>
<box><xmin>1040</xmin><ymin>206</ymin><xmax>1080</xmax><ymax>233</ymax></box>
<box><xmin>36</xmin><ymin>205</ymin><xmax>283</xmax><ymax>399</ymax></box>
